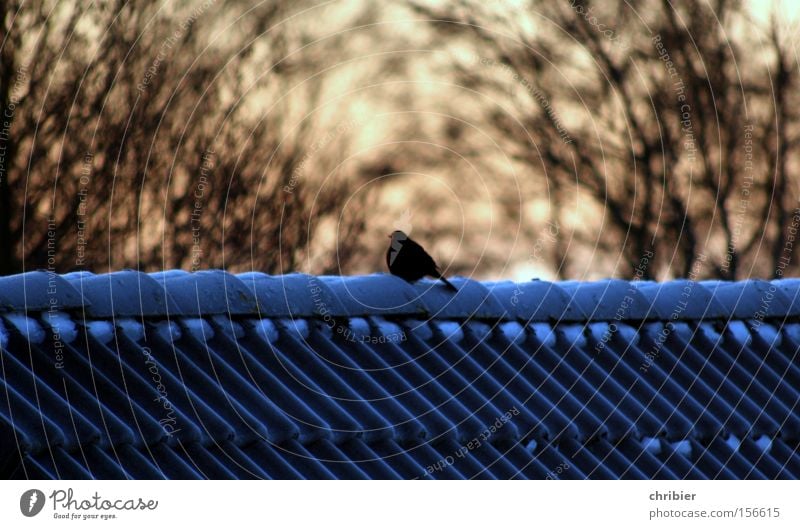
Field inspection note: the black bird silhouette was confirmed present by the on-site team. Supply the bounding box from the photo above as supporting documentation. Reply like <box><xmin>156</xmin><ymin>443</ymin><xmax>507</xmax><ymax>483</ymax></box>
<box><xmin>386</xmin><ymin>230</ymin><xmax>458</xmax><ymax>291</ymax></box>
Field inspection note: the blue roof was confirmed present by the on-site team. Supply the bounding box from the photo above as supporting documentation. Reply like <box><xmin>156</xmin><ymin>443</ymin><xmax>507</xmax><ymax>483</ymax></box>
<box><xmin>1</xmin><ymin>270</ymin><xmax>799</xmax><ymax>479</ymax></box>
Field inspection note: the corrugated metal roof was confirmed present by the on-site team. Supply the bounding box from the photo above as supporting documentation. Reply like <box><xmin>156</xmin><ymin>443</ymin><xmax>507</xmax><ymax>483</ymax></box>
<box><xmin>1</xmin><ymin>270</ymin><xmax>798</xmax><ymax>479</ymax></box>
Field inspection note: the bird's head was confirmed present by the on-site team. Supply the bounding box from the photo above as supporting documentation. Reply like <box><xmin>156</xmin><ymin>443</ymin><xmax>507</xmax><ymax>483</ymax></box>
<box><xmin>388</xmin><ymin>230</ymin><xmax>408</xmax><ymax>243</ymax></box>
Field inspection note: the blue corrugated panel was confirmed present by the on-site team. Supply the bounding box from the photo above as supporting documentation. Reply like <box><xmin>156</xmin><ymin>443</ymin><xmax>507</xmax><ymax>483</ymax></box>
<box><xmin>64</xmin><ymin>270</ymin><xmax>180</xmax><ymax>317</ymax></box>
<box><xmin>559</xmin><ymin>279</ymin><xmax>656</xmax><ymax>320</ymax></box>
<box><xmin>1</xmin><ymin>271</ymin><xmax>798</xmax><ymax>479</ymax></box>
<box><xmin>486</xmin><ymin>280</ymin><xmax>585</xmax><ymax>321</ymax></box>
<box><xmin>238</xmin><ymin>272</ymin><xmax>348</xmax><ymax>318</ymax></box>
<box><xmin>320</xmin><ymin>274</ymin><xmax>426</xmax><ymax>317</ymax></box>
<box><xmin>151</xmin><ymin>270</ymin><xmax>259</xmax><ymax>316</ymax></box>
<box><xmin>634</xmin><ymin>280</ymin><xmax>730</xmax><ymax>320</ymax></box>
<box><xmin>0</xmin><ymin>271</ymin><xmax>85</xmax><ymax>312</ymax></box>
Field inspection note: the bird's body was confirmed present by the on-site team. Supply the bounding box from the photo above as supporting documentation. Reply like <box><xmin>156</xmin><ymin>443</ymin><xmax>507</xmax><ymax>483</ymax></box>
<box><xmin>386</xmin><ymin>230</ymin><xmax>457</xmax><ymax>291</ymax></box>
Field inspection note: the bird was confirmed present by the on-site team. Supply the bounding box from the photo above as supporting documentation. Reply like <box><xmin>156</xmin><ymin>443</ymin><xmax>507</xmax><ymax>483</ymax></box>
<box><xmin>386</xmin><ymin>230</ymin><xmax>458</xmax><ymax>291</ymax></box>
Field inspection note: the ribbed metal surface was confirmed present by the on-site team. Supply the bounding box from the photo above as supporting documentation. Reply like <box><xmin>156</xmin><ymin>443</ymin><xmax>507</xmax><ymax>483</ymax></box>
<box><xmin>1</xmin><ymin>270</ymin><xmax>798</xmax><ymax>479</ymax></box>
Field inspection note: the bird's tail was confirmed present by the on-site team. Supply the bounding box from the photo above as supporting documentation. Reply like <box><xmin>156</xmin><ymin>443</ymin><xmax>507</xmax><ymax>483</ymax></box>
<box><xmin>437</xmin><ymin>274</ymin><xmax>458</xmax><ymax>292</ymax></box>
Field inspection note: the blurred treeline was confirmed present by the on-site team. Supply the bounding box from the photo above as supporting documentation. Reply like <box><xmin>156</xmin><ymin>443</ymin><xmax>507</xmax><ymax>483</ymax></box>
<box><xmin>1</xmin><ymin>0</ymin><xmax>798</xmax><ymax>280</ymax></box>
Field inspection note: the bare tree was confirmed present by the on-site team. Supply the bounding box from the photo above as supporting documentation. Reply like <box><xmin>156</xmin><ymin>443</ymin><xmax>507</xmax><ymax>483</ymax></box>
<box><xmin>0</xmin><ymin>0</ymin><xmax>404</xmax><ymax>275</ymax></box>
<box><xmin>5</xmin><ymin>0</ymin><xmax>795</xmax><ymax>280</ymax></box>
<box><xmin>410</xmin><ymin>0</ymin><xmax>799</xmax><ymax>279</ymax></box>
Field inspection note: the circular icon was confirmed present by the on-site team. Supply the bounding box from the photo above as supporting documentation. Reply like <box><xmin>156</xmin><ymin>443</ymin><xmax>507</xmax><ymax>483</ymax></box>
<box><xmin>20</xmin><ymin>489</ymin><xmax>45</xmax><ymax>517</ymax></box>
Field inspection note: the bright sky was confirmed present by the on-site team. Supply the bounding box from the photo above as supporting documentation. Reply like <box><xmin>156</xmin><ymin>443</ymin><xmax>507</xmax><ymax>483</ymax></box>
<box><xmin>748</xmin><ymin>0</ymin><xmax>800</xmax><ymax>24</ymax></box>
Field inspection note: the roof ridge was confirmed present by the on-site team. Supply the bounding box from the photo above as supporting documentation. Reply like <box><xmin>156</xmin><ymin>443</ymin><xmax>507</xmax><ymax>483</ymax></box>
<box><xmin>0</xmin><ymin>270</ymin><xmax>798</xmax><ymax>322</ymax></box>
